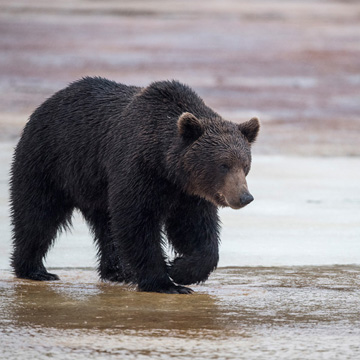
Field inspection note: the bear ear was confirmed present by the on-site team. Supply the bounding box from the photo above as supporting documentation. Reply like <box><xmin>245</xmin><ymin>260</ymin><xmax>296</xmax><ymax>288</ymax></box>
<box><xmin>177</xmin><ymin>112</ymin><xmax>204</xmax><ymax>140</ymax></box>
<box><xmin>238</xmin><ymin>117</ymin><xmax>260</xmax><ymax>144</ymax></box>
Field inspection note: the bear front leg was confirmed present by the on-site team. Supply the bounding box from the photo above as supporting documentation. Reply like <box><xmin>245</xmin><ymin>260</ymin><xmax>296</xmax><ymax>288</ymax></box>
<box><xmin>165</xmin><ymin>196</ymin><xmax>220</xmax><ymax>285</ymax></box>
<box><xmin>108</xmin><ymin>176</ymin><xmax>193</xmax><ymax>294</ymax></box>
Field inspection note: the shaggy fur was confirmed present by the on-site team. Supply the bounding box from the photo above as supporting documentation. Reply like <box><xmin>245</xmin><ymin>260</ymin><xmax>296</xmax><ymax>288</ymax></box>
<box><xmin>10</xmin><ymin>77</ymin><xmax>259</xmax><ymax>294</ymax></box>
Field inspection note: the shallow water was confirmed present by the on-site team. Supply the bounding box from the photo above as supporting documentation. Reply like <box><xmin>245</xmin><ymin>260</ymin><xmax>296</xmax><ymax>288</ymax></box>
<box><xmin>1</xmin><ymin>266</ymin><xmax>360</xmax><ymax>360</ymax></box>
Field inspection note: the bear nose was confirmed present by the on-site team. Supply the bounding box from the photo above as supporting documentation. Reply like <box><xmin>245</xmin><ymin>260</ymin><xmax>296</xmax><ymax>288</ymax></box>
<box><xmin>240</xmin><ymin>193</ymin><xmax>254</xmax><ymax>206</ymax></box>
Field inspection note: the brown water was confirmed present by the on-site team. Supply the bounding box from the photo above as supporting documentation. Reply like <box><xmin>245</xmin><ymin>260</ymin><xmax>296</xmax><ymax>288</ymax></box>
<box><xmin>1</xmin><ymin>266</ymin><xmax>360</xmax><ymax>359</ymax></box>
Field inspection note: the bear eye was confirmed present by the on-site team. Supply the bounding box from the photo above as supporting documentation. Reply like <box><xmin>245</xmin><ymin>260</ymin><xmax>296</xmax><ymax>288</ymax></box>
<box><xmin>220</xmin><ymin>164</ymin><xmax>230</xmax><ymax>172</ymax></box>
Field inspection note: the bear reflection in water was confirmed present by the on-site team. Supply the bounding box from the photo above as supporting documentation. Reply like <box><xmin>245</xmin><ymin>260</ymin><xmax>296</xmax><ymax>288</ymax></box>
<box><xmin>8</xmin><ymin>275</ymin><xmax>220</xmax><ymax>331</ymax></box>
<box><xmin>10</xmin><ymin>77</ymin><xmax>260</xmax><ymax>294</ymax></box>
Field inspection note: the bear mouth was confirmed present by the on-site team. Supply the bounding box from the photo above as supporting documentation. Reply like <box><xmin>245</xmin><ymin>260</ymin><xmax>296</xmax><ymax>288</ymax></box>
<box><xmin>214</xmin><ymin>192</ymin><xmax>246</xmax><ymax>210</ymax></box>
<box><xmin>214</xmin><ymin>192</ymin><xmax>230</xmax><ymax>208</ymax></box>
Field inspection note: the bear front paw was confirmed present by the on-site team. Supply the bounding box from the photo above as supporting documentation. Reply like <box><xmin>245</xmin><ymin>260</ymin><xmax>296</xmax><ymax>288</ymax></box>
<box><xmin>137</xmin><ymin>277</ymin><xmax>193</xmax><ymax>294</ymax></box>
<box><xmin>156</xmin><ymin>284</ymin><xmax>193</xmax><ymax>294</ymax></box>
<box><xmin>169</xmin><ymin>256</ymin><xmax>214</xmax><ymax>285</ymax></box>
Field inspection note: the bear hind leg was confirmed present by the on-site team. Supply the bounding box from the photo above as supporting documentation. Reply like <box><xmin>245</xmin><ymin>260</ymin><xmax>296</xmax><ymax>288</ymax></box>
<box><xmin>10</xmin><ymin>189</ymin><xmax>73</xmax><ymax>281</ymax></box>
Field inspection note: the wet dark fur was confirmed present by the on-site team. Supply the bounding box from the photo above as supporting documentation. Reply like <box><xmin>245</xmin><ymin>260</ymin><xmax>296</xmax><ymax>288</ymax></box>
<box><xmin>10</xmin><ymin>77</ymin><xmax>257</xmax><ymax>294</ymax></box>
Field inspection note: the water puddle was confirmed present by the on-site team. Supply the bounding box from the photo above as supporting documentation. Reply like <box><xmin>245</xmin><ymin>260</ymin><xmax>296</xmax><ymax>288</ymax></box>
<box><xmin>1</xmin><ymin>266</ymin><xmax>359</xmax><ymax>359</ymax></box>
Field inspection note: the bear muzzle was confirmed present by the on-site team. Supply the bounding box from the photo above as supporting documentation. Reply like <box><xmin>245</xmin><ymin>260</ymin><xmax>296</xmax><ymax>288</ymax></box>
<box><xmin>218</xmin><ymin>169</ymin><xmax>254</xmax><ymax>209</ymax></box>
<box><xmin>223</xmin><ymin>191</ymin><xmax>254</xmax><ymax>209</ymax></box>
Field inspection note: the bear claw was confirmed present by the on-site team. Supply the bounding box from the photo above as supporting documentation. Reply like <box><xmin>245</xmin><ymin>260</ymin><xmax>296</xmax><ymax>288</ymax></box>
<box><xmin>163</xmin><ymin>285</ymin><xmax>194</xmax><ymax>294</ymax></box>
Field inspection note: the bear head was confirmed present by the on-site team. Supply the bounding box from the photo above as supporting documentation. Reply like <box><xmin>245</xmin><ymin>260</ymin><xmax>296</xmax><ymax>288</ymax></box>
<box><xmin>178</xmin><ymin>112</ymin><xmax>260</xmax><ymax>209</ymax></box>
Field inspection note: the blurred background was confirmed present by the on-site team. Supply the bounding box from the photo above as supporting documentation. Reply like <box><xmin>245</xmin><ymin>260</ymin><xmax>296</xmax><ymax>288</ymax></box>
<box><xmin>1</xmin><ymin>0</ymin><xmax>359</xmax><ymax>154</ymax></box>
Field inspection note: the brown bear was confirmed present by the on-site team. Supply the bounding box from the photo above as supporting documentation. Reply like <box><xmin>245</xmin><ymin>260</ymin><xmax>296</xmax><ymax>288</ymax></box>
<box><xmin>10</xmin><ymin>77</ymin><xmax>260</xmax><ymax>294</ymax></box>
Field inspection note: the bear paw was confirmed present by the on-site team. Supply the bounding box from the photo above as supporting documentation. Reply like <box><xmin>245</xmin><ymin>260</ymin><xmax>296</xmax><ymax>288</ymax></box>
<box><xmin>169</xmin><ymin>256</ymin><xmax>214</xmax><ymax>285</ymax></box>
<box><xmin>100</xmin><ymin>267</ymin><xmax>135</xmax><ymax>283</ymax></box>
<box><xmin>137</xmin><ymin>276</ymin><xmax>193</xmax><ymax>294</ymax></box>
<box><xmin>139</xmin><ymin>283</ymin><xmax>193</xmax><ymax>294</ymax></box>
<box><xmin>157</xmin><ymin>284</ymin><xmax>194</xmax><ymax>294</ymax></box>
<box><xmin>18</xmin><ymin>270</ymin><xmax>60</xmax><ymax>281</ymax></box>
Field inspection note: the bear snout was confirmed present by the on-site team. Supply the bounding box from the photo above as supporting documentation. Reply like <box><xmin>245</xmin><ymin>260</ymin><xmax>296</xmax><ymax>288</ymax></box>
<box><xmin>218</xmin><ymin>169</ymin><xmax>254</xmax><ymax>209</ymax></box>
<box><xmin>240</xmin><ymin>192</ymin><xmax>254</xmax><ymax>206</ymax></box>
<box><xmin>225</xmin><ymin>190</ymin><xmax>254</xmax><ymax>209</ymax></box>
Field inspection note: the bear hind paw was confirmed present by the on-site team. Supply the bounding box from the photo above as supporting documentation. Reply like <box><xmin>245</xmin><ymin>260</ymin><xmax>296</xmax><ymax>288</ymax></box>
<box><xmin>100</xmin><ymin>267</ymin><xmax>136</xmax><ymax>284</ymax></box>
<box><xmin>17</xmin><ymin>270</ymin><xmax>60</xmax><ymax>281</ymax></box>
